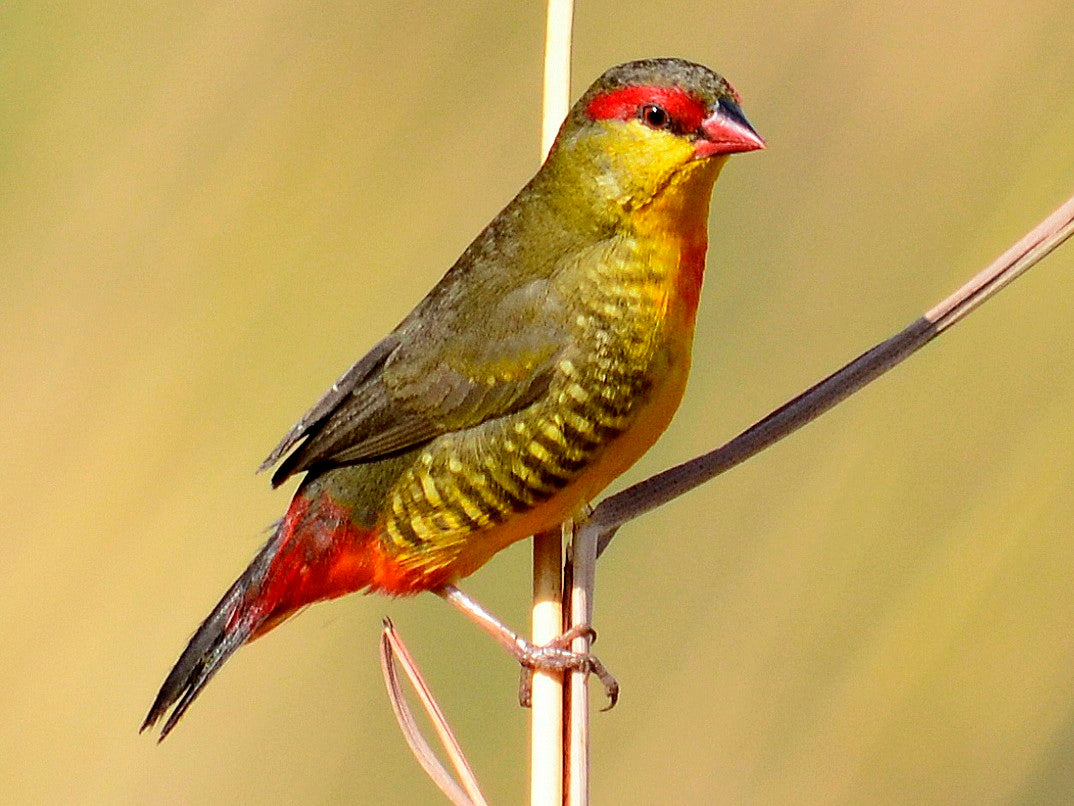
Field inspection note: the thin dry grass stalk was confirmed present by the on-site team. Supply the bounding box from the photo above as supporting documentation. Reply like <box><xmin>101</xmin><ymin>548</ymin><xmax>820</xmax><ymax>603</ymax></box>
<box><xmin>583</xmin><ymin>192</ymin><xmax>1074</xmax><ymax>557</ymax></box>
<box><xmin>531</xmin><ymin>1</ymin><xmax>575</xmax><ymax>805</ymax></box>
<box><xmin>564</xmin><ymin>520</ymin><xmax>598</xmax><ymax>805</ymax></box>
<box><xmin>530</xmin><ymin>525</ymin><xmax>565</xmax><ymax>806</ymax></box>
<box><xmin>379</xmin><ymin>619</ymin><xmax>489</xmax><ymax>806</ymax></box>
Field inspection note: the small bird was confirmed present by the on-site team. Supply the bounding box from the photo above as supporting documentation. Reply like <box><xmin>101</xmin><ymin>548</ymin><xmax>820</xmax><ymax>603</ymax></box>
<box><xmin>143</xmin><ymin>58</ymin><xmax>764</xmax><ymax>739</ymax></box>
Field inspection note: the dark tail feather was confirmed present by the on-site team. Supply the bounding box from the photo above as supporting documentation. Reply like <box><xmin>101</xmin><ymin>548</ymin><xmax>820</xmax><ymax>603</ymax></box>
<box><xmin>141</xmin><ymin>523</ymin><xmax>286</xmax><ymax>741</ymax></box>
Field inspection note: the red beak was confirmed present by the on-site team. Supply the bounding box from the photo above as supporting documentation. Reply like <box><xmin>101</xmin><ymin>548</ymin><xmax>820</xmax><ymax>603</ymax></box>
<box><xmin>694</xmin><ymin>99</ymin><xmax>765</xmax><ymax>159</ymax></box>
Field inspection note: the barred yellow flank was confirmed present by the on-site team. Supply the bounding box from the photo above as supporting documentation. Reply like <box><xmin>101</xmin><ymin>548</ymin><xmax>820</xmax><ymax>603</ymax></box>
<box><xmin>382</xmin><ymin>155</ymin><xmax>727</xmax><ymax>578</ymax></box>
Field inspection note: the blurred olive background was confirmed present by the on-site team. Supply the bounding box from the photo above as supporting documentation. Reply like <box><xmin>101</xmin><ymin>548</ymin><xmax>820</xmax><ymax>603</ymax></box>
<box><xmin>4</xmin><ymin>2</ymin><xmax>1074</xmax><ymax>803</ymax></box>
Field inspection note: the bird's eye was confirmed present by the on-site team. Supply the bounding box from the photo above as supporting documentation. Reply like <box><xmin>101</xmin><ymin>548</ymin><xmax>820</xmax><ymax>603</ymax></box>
<box><xmin>640</xmin><ymin>104</ymin><xmax>670</xmax><ymax>129</ymax></box>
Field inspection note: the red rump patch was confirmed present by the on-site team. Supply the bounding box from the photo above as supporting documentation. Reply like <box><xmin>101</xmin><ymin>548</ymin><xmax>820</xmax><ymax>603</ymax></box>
<box><xmin>244</xmin><ymin>491</ymin><xmax>452</xmax><ymax>639</ymax></box>
<box><xmin>585</xmin><ymin>85</ymin><xmax>709</xmax><ymax>132</ymax></box>
<box><xmin>243</xmin><ymin>493</ymin><xmax>377</xmax><ymax>638</ymax></box>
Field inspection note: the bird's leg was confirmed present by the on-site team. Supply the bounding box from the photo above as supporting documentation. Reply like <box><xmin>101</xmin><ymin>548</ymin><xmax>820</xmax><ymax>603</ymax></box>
<box><xmin>437</xmin><ymin>584</ymin><xmax>619</xmax><ymax>709</ymax></box>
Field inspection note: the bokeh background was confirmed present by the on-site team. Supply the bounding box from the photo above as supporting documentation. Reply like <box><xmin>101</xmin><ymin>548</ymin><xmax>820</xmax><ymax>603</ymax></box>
<box><xmin>4</xmin><ymin>2</ymin><xmax>1074</xmax><ymax>803</ymax></box>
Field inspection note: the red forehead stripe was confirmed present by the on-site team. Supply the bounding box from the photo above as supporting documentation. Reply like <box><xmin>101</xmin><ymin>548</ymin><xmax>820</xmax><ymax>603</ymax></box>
<box><xmin>585</xmin><ymin>85</ymin><xmax>708</xmax><ymax>131</ymax></box>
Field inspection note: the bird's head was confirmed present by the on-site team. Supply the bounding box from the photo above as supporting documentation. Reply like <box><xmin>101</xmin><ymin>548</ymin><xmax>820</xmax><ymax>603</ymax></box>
<box><xmin>546</xmin><ymin>58</ymin><xmax>764</xmax><ymax>221</ymax></box>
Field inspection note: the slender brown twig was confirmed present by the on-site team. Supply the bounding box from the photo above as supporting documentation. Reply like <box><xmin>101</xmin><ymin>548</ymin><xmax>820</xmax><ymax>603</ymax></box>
<box><xmin>582</xmin><ymin>192</ymin><xmax>1074</xmax><ymax>557</ymax></box>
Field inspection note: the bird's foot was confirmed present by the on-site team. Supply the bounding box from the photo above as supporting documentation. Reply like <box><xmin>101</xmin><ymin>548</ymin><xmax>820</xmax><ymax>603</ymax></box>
<box><xmin>513</xmin><ymin>625</ymin><xmax>619</xmax><ymax>710</ymax></box>
<box><xmin>437</xmin><ymin>585</ymin><xmax>619</xmax><ymax>710</ymax></box>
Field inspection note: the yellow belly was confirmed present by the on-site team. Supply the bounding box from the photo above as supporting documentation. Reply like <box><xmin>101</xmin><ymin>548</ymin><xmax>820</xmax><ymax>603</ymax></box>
<box><xmin>380</xmin><ymin>157</ymin><xmax>719</xmax><ymax>584</ymax></box>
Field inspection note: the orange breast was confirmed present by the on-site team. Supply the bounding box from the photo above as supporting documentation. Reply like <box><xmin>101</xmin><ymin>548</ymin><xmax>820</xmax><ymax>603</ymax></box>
<box><xmin>437</xmin><ymin>235</ymin><xmax>708</xmax><ymax>584</ymax></box>
<box><xmin>369</xmin><ymin>157</ymin><xmax>724</xmax><ymax>593</ymax></box>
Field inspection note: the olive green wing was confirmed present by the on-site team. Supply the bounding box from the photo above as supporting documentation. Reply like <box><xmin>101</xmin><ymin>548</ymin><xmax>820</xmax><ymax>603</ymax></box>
<box><xmin>261</xmin><ymin>274</ymin><xmax>572</xmax><ymax>487</ymax></box>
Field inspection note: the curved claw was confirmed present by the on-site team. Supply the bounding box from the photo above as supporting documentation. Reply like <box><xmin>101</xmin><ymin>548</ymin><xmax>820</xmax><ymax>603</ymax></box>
<box><xmin>546</xmin><ymin>624</ymin><xmax>597</xmax><ymax>648</ymax></box>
